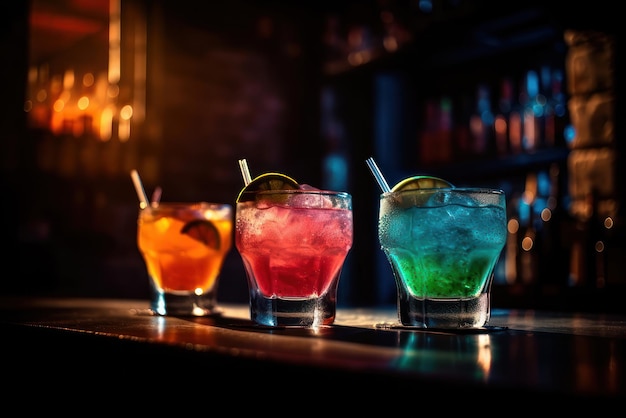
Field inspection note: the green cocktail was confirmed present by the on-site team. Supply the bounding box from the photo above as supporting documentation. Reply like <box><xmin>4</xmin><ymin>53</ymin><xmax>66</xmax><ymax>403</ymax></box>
<box><xmin>378</xmin><ymin>187</ymin><xmax>507</xmax><ymax>328</ymax></box>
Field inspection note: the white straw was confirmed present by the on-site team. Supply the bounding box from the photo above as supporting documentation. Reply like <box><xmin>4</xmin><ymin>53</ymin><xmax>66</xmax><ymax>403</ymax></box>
<box><xmin>365</xmin><ymin>157</ymin><xmax>391</xmax><ymax>193</ymax></box>
<box><xmin>238</xmin><ymin>159</ymin><xmax>252</xmax><ymax>186</ymax></box>
<box><xmin>130</xmin><ymin>169</ymin><xmax>149</xmax><ymax>209</ymax></box>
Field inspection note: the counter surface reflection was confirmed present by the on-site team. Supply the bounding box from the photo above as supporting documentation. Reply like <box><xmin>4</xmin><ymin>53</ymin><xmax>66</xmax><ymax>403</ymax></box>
<box><xmin>1</xmin><ymin>297</ymin><xmax>624</xmax><ymax>404</ymax></box>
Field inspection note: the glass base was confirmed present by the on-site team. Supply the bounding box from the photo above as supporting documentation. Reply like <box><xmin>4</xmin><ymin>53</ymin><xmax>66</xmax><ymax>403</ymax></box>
<box><xmin>150</xmin><ymin>291</ymin><xmax>219</xmax><ymax>317</ymax></box>
<box><xmin>399</xmin><ymin>293</ymin><xmax>490</xmax><ymax>329</ymax></box>
<box><xmin>249</xmin><ymin>291</ymin><xmax>336</xmax><ymax>327</ymax></box>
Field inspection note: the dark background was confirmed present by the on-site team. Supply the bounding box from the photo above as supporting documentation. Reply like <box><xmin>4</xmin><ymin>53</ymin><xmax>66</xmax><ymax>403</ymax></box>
<box><xmin>3</xmin><ymin>0</ymin><xmax>624</xmax><ymax>312</ymax></box>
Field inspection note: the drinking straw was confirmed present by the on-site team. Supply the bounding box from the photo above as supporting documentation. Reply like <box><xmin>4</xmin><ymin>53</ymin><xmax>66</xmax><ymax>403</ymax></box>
<box><xmin>238</xmin><ymin>158</ymin><xmax>252</xmax><ymax>186</ymax></box>
<box><xmin>130</xmin><ymin>169</ymin><xmax>149</xmax><ymax>209</ymax></box>
<box><xmin>150</xmin><ymin>186</ymin><xmax>162</xmax><ymax>207</ymax></box>
<box><xmin>365</xmin><ymin>157</ymin><xmax>391</xmax><ymax>193</ymax></box>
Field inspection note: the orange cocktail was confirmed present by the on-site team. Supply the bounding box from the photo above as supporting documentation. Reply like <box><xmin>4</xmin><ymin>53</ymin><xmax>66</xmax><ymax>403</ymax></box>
<box><xmin>137</xmin><ymin>202</ymin><xmax>232</xmax><ymax>315</ymax></box>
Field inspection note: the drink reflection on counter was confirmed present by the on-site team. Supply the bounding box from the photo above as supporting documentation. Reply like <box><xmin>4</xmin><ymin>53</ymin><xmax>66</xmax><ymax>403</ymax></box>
<box><xmin>392</xmin><ymin>332</ymin><xmax>492</xmax><ymax>382</ymax></box>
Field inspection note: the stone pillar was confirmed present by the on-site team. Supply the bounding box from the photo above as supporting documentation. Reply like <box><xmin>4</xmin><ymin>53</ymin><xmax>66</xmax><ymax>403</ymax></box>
<box><xmin>564</xmin><ymin>30</ymin><xmax>617</xmax><ymax>288</ymax></box>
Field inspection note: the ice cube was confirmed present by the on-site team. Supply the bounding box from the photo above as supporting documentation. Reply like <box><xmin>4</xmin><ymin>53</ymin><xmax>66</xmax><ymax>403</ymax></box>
<box><xmin>290</xmin><ymin>191</ymin><xmax>335</xmax><ymax>208</ymax></box>
<box><xmin>427</xmin><ymin>191</ymin><xmax>478</xmax><ymax>207</ymax></box>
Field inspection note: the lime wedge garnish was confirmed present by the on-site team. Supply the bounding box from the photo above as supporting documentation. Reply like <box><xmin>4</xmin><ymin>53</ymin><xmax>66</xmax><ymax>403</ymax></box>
<box><xmin>236</xmin><ymin>172</ymin><xmax>299</xmax><ymax>202</ymax></box>
<box><xmin>391</xmin><ymin>175</ymin><xmax>454</xmax><ymax>192</ymax></box>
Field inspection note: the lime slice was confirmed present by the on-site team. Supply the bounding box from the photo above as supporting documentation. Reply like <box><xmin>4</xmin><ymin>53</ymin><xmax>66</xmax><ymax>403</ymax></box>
<box><xmin>236</xmin><ymin>172</ymin><xmax>299</xmax><ymax>202</ymax></box>
<box><xmin>391</xmin><ymin>175</ymin><xmax>454</xmax><ymax>192</ymax></box>
<box><xmin>181</xmin><ymin>220</ymin><xmax>220</xmax><ymax>250</ymax></box>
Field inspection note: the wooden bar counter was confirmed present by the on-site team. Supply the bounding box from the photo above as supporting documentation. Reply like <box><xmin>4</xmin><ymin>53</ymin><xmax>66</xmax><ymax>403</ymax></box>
<box><xmin>1</xmin><ymin>296</ymin><xmax>624</xmax><ymax>407</ymax></box>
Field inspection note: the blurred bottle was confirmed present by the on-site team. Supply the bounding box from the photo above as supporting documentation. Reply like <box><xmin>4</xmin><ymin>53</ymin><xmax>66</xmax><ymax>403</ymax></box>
<box><xmin>543</xmin><ymin>67</ymin><xmax>568</xmax><ymax>148</ymax></box>
<box><xmin>508</xmin><ymin>75</ymin><xmax>524</xmax><ymax>154</ymax></box>
<box><xmin>494</xmin><ymin>77</ymin><xmax>514</xmax><ymax>156</ymax></box>
<box><xmin>521</xmin><ymin>70</ymin><xmax>542</xmax><ymax>152</ymax></box>
<box><xmin>569</xmin><ymin>191</ymin><xmax>610</xmax><ymax>289</ymax></box>
<box><xmin>469</xmin><ymin>84</ymin><xmax>494</xmax><ymax>157</ymax></box>
<box><xmin>536</xmin><ymin>163</ymin><xmax>570</xmax><ymax>288</ymax></box>
<box><xmin>540</xmin><ymin>66</ymin><xmax>553</xmax><ymax>146</ymax></box>
<box><xmin>418</xmin><ymin>96</ymin><xmax>453</xmax><ymax>164</ymax></box>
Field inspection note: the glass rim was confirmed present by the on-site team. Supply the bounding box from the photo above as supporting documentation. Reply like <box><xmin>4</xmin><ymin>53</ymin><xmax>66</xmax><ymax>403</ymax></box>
<box><xmin>140</xmin><ymin>202</ymin><xmax>233</xmax><ymax>210</ymax></box>
<box><xmin>239</xmin><ymin>189</ymin><xmax>352</xmax><ymax>198</ymax></box>
<box><xmin>381</xmin><ymin>187</ymin><xmax>504</xmax><ymax>198</ymax></box>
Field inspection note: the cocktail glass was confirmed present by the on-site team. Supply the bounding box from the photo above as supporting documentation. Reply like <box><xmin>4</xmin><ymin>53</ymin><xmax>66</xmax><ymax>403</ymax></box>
<box><xmin>378</xmin><ymin>187</ymin><xmax>507</xmax><ymax>328</ymax></box>
<box><xmin>236</xmin><ymin>189</ymin><xmax>353</xmax><ymax>327</ymax></box>
<box><xmin>137</xmin><ymin>202</ymin><xmax>233</xmax><ymax>316</ymax></box>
